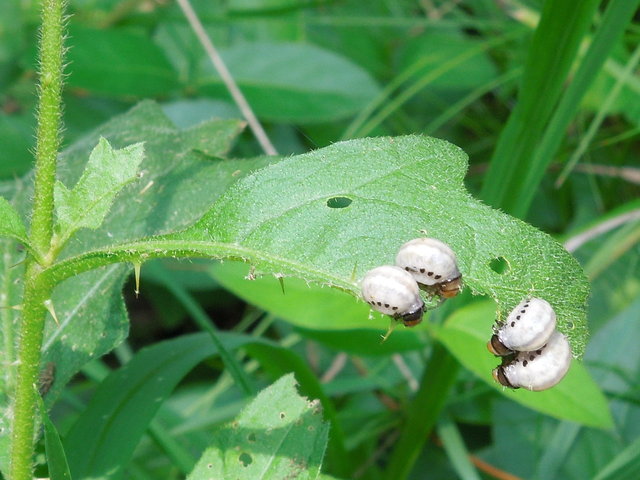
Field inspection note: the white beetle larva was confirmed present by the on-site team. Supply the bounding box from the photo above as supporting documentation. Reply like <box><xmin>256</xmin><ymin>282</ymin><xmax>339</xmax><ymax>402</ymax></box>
<box><xmin>361</xmin><ymin>265</ymin><xmax>424</xmax><ymax>326</ymax></box>
<box><xmin>488</xmin><ymin>297</ymin><xmax>557</xmax><ymax>356</ymax></box>
<box><xmin>395</xmin><ymin>238</ymin><xmax>462</xmax><ymax>298</ymax></box>
<box><xmin>492</xmin><ymin>331</ymin><xmax>572</xmax><ymax>391</ymax></box>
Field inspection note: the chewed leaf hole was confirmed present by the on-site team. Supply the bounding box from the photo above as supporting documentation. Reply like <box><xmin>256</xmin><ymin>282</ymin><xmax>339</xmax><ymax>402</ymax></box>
<box><xmin>326</xmin><ymin>196</ymin><xmax>352</xmax><ymax>208</ymax></box>
<box><xmin>489</xmin><ymin>256</ymin><xmax>510</xmax><ymax>274</ymax></box>
<box><xmin>239</xmin><ymin>452</ymin><xmax>252</xmax><ymax>467</ymax></box>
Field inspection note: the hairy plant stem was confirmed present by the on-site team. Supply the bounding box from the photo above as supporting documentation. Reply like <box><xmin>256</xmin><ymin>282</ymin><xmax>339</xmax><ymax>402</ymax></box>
<box><xmin>9</xmin><ymin>266</ymin><xmax>52</xmax><ymax>480</ymax></box>
<box><xmin>10</xmin><ymin>0</ymin><xmax>65</xmax><ymax>478</ymax></box>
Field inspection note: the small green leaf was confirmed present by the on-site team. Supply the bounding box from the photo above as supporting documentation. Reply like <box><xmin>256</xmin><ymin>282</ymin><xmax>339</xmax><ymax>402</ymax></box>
<box><xmin>187</xmin><ymin>374</ymin><xmax>328</xmax><ymax>480</ymax></box>
<box><xmin>437</xmin><ymin>301</ymin><xmax>613</xmax><ymax>429</ymax></box>
<box><xmin>54</xmin><ymin>137</ymin><xmax>144</xmax><ymax>244</ymax></box>
<box><xmin>0</xmin><ymin>196</ymin><xmax>28</xmax><ymax>244</ymax></box>
<box><xmin>36</xmin><ymin>395</ymin><xmax>72</xmax><ymax>480</ymax></box>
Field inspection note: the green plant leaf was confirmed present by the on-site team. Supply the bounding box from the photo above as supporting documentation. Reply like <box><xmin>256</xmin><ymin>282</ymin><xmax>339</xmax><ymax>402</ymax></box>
<box><xmin>64</xmin><ymin>333</ymin><xmax>246</xmax><ymax>479</ymax></box>
<box><xmin>36</xmin><ymin>395</ymin><xmax>71</xmax><ymax>480</ymax></box>
<box><xmin>54</xmin><ymin>137</ymin><xmax>144</xmax><ymax>244</ymax></box>
<box><xmin>179</xmin><ymin>135</ymin><xmax>589</xmax><ymax>354</ymax></box>
<box><xmin>64</xmin><ymin>332</ymin><xmax>339</xmax><ymax>479</ymax></box>
<box><xmin>196</xmin><ymin>43</ymin><xmax>381</xmax><ymax>123</ymax></box>
<box><xmin>187</xmin><ymin>374</ymin><xmax>328</xmax><ymax>480</ymax></box>
<box><xmin>0</xmin><ymin>196</ymin><xmax>28</xmax><ymax>244</ymax></box>
<box><xmin>0</xmin><ymin>102</ymin><xmax>250</xmax><ymax>473</ymax></box>
<box><xmin>437</xmin><ymin>301</ymin><xmax>613</xmax><ymax>429</ymax></box>
<box><xmin>66</xmin><ymin>25</ymin><xmax>179</xmax><ymax>97</ymax></box>
<box><xmin>48</xmin><ymin>135</ymin><xmax>590</xmax><ymax>355</ymax></box>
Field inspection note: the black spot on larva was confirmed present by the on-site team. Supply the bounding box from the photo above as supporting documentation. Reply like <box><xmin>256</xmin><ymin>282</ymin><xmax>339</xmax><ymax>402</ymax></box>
<box><xmin>435</xmin><ymin>275</ymin><xmax>442</xmax><ymax>279</ymax></box>
<box><xmin>384</xmin><ymin>303</ymin><xmax>389</xmax><ymax>308</ymax></box>
<box><xmin>510</xmin><ymin>321</ymin><xmax>515</xmax><ymax>327</ymax></box>
<box><xmin>392</xmin><ymin>306</ymin><xmax>398</xmax><ymax>310</ymax></box>
<box><xmin>536</xmin><ymin>349</ymin><xmax>542</xmax><ymax>355</ymax></box>
<box><xmin>529</xmin><ymin>355</ymin><xmax>535</xmax><ymax>361</ymax></box>
<box><xmin>521</xmin><ymin>309</ymin><xmax>526</xmax><ymax>313</ymax></box>
<box><xmin>523</xmin><ymin>360</ymin><xmax>528</xmax><ymax>367</ymax></box>
<box><xmin>377</xmin><ymin>302</ymin><xmax>382</xmax><ymax>306</ymax></box>
<box><xmin>420</xmin><ymin>268</ymin><xmax>425</xmax><ymax>273</ymax></box>
<box><xmin>427</xmin><ymin>271</ymin><xmax>433</xmax><ymax>276</ymax></box>
<box><xmin>326</xmin><ymin>196</ymin><xmax>352</xmax><ymax>208</ymax></box>
<box><xmin>405</xmin><ymin>267</ymin><xmax>410</xmax><ymax>271</ymax></box>
<box><xmin>516</xmin><ymin>315</ymin><xmax>521</xmax><ymax>320</ymax></box>
<box><xmin>524</xmin><ymin>303</ymin><xmax>529</xmax><ymax>307</ymax></box>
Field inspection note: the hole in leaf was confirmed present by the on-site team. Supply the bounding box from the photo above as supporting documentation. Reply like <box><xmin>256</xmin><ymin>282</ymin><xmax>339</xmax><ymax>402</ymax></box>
<box><xmin>280</xmin><ymin>412</ymin><xmax>286</xmax><ymax>419</ymax></box>
<box><xmin>489</xmin><ymin>257</ymin><xmax>509</xmax><ymax>274</ymax></box>
<box><xmin>239</xmin><ymin>452</ymin><xmax>253</xmax><ymax>467</ymax></box>
<box><xmin>326</xmin><ymin>196</ymin><xmax>352</xmax><ymax>208</ymax></box>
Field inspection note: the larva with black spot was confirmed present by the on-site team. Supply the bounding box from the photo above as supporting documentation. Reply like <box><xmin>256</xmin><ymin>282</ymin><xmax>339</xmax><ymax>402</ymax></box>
<box><xmin>395</xmin><ymin>238</ymin><xmax>462</xmax><ymax>298</ymax></box>
<box><xmin>492</xmin><ymin>331</ymin><xmax>571</xmax><ymax>391</ymax></box>
<box><xmin>488</xmin><ymin>297</ymin><xmax>556</xmax><ymax>356</ymax></box>
<box><xmin>361</xmin><ymin>265</ymin><xmax>424</xmax><ymax>326</ymax></box>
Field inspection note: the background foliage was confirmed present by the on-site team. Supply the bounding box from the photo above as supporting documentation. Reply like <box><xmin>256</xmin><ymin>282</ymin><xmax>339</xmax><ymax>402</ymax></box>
<box><xmin>1</xmin><ymin>0</ymin><xmax>639</xmax><ymax>479</ymax></box>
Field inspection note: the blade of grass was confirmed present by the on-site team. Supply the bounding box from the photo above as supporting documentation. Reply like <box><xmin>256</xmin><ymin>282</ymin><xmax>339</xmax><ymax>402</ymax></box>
<box><xmin>515</xmin><ymin>0</ymin><xmax>640</xmax><ymax>213</ymax></box>
<box><xmin>594</xmin><ymin>435</ymin><xmax>640</xmax><ymax>480</ymax></box>
<box><xmin>383</xmin><ymin>343</ymin><xmax>460</xmax><ymax>480</ymax></box>
<box><xmin>584</xmin><ymin>219</ymin><xmax>640</xmax><ymax>280</ymax></box>
<box><xmin>352</xmin><ymin>32</ymin><xmax>519</xmax><ymax>138</ymax></box>
<box><xmin>533</xmin><ymin>422</ymin><xmax>582</xmax><ymax>480</ymax></box>
<box><xmin>437</xmin><ymin>415</ymin><xmax>482</xmax><ymax>480</ymax></box>
<box><xmin>145</xmin><ymin>261</ymin><xmax>254</xmax><ymax>396</ymax></box>
<box><xmin>37</xmin><ymin>395</ymin><xmax>71</xmax><ymax>480</ymax></box>
<box><xmin>556</xmin><ymin>41</ymin><xmax>640</xmax><ymax>187</ymax></box>
<box><xmin>425</xmin><ymin>67</ymin><xmax>522</xmax><ymax>134</ymax></box>
<box><xmin>80</xmin><ymin>358</ymin><xmax>196</xmax><ymax>475</ymax></box>
<box><xmin>480</xmin><ymin>0</ymin><xmax>600</xmax><ymax>213</ymax></box>
<box><xmin>562</xmin><ymin>199</ymin><xmax>640</xmax><ymax>252</ymax></box>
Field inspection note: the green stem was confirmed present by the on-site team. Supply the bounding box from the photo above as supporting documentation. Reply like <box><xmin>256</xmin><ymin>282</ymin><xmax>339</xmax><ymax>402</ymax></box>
<box><xmin>9</xmin><ymin>265</ymin><xmax>53</xmax><ymax>480</ymax></box>
<box><xmin>30</xmin><ymin>0</ymin><xmax>65</xmax><ymax>260</ymax></box>
<box><xmin>10</xmin><ymin>0</ymin><xmax>66</xmax><ymax>478</ymax></box>
<box><xmin>383</xmin><ymin>343</ymin><xmax>459</xmax><ymax>480</ymax></box>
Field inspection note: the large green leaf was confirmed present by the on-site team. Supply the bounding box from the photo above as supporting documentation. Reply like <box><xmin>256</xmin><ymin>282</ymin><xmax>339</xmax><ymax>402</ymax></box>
<box><xmin>187</xmin><ymin>374</ymin><xmax>328</xmax><ymax>480</ymax></box>
<box><xmin>437</xmin><ymin>301</ymin><xmax>612</xmax><ymax>429</ymax></box>
<box><xmin>178</xmin><ymin>135</ymin><xmax>589</xmax><ymax>354</ymax></box>
<box><xmin>47</xmin><ymin>135</ymin><xmax>590</xmax><ymax>356</ymax></box>
<box><xmin>66</xmin><ymin>25</ymin><xmax>179</xmax><ymax>97</ymax></box>
<box><xmin>195</xmin><ymin>43</ymin><xmax>381</xmax><ymax>123</ymax></box>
